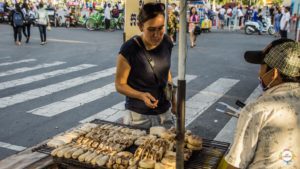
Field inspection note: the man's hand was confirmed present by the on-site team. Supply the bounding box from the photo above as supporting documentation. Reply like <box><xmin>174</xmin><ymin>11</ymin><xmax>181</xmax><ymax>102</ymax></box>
<box><xmin>140</xmin><ymin>92</ymin><xmax>158</xmax><ymax>109</ymax></box>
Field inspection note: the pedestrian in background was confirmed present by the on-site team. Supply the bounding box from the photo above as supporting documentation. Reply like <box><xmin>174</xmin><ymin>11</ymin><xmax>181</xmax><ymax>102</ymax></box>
<box><xmin>257</xmin><ymin>8</ymin><xmax>263</xmax><ymax>35</ymax></box>
<box><xmin>188</xmin><ymin>6</ymin><xmax>199</xmax><ymax>48</ymax></box>
<box><xmin>171</xmin><ymin>3</ymin><xmax>179</xmax><ymax>45</ymax></box>
<box><xmin>280</xmin><ymin>6</ymin><xmax>291</xmax><ymax>38</ymax></box>
<box><xmin>167</xmin><ymin>5</ymin><xmax>177</xmax><ymax>44</ymax></box>
<box><xmin>21</xmin><ymin>1</ymin><xmax>34</xmax><ymax>43</ymax></box>
<box><xmin>226</xmin><ymin>6</ymin><xmax>232</xmax><ymax>28</ymax></box>
<box><xmin>104</xmin><ymin>3</ymin><xmax>112</xmax><ymax>31</ymax></box>
<box><xmin>10</xmin><ymin>3</ymin><xmax>24</xmax><ymax>46</ymax></box>
<box><xmin>36</xmin><ymin>2</ymin><xmax>49</xmax><ymax>45</ymax></box>
<box><xmin>237</xmin><ymin>6</ymin><xmax>244</xmax><ymax>29</ymax></box>
<box><xmin>218</xmin><ymin>6</ymin><xmax>225</xmax><ymax>29</ymax></box>
<box><xmin>274</xmin><ymin>7</ymin><xmax>281</xmax><ymax>37</ymax></box>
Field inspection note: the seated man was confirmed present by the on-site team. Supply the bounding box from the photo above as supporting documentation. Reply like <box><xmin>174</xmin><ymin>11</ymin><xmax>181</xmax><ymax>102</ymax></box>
<box><xmin>224</xmin><ymin>38</ymin><xmax>300</xmax><ymax>169</ymax></box>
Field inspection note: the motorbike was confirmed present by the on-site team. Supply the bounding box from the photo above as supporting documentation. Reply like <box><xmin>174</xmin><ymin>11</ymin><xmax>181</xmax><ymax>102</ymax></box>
<box><xmin>65</xmin><ymin>14</ymin><xmax>78</xmax><ymax>28</ymax></box>
<box><xmin>244</xmin><ymin>17</ymin><xmax>275</xmax><ymax>35</ymax></box>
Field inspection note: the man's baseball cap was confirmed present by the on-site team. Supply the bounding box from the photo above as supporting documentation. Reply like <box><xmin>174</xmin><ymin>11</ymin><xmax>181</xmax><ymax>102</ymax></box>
<box><xmin>244</xmin><ymin>39</ymin><xmax>300</xmax><ymax>77</ymax></box>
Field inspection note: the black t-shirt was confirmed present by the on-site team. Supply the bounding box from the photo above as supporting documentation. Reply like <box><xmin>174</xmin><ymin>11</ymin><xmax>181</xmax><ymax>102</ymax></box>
<box><xmin>119</xmin><ymin>35</ymin><xmax>173</xmax><ymax>115</ymax></box>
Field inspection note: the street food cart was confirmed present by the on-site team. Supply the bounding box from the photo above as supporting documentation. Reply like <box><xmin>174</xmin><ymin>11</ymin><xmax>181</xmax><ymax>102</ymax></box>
<box><xmin>0</xmin><ymin>119</ymin><xmax>229</xmax><ymax>169</ymax></box>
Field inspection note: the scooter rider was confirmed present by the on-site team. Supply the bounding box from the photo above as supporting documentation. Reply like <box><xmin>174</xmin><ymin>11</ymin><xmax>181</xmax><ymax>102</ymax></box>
<box><xmin>257</xmin><ymin>8</ymin><xmax>263</xmax><ymax>35</ymax></box>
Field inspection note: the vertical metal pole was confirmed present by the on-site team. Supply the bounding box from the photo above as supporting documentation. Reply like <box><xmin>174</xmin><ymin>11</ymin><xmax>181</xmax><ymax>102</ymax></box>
<box><xmin>296</xmin><ymin>5</ymin><xmax>300</xmax><ymax>42</ymax></box>
<box><xmin>176</xmin><ymin>0</ymin><xmax>187</xmax><ymax>169</ymax></box>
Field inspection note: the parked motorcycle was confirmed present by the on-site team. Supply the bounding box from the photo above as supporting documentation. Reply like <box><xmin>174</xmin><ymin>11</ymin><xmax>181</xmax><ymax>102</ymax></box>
<box><xmin>65</xmin><ymin>14</ymin><xmax>77</xmax><ymax>28</ymax></box>
<box><xmin>244</xmin><ymin>17</ymin><xmax>275</xmax><ymax>35</ymax></box>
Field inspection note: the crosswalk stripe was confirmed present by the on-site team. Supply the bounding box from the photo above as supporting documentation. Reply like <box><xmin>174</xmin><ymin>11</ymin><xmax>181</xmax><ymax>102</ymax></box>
<box><xmin>80</xmin><ymin>75</ymin><xmax>198</xmax><ymax>124</ymax></box>
<box><xmin>0</xmin><ymin>56</ymin><xmax>11</xmax><ymax>60</ymax></box>
<box><xmin>0</xmin><ymin>67</ymin><xmax>116</xmax><ymax>109</ymax></box>
<box><xmin>213</xmin><ymin>85</ymin><xmax>262</xmax><ymax>143</ymax></box>
<box><xmin>185</xmin><ymin>78</ymin><xmax>239</xmax><ymax>127</ymax></box>
<box><xmin>0</xmin><ymin>61</ymin><xmax>65</xmax><ymax>77</ymax></box>
<box><xmin>28</xmin><ymin>83</ymin><xmax>116</xmax><ymax>117</ymax></box>
<box><xmin>0</xmin><ymin>141</ymin><xmax>26</xmax><ymax>151</ymax></box>
<box><xmin>29</xmin><ymin>75</ymin><xmax>198</xmax><ymax>117</ymax></box>
<box><xmin>0</xmin><ymin>59</ymin><xmax>36</xmax><ymax>66</ymax></box>
<box><xmin>0</xmin><ymin>64</ymin><xmax>97</xmax><ymax>90</ymax></box>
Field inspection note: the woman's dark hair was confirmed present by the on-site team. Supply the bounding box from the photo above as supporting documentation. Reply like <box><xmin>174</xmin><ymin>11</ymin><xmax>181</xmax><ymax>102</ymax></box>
<box><xmin>276</xmin><ymin>7</ymin><xmax>281</xmax><ymax>13</ymax></box>
<box><xmin>189</xmin><ymin>6</ymin><xmax>197</xmax><ymax>16</ymax></box>
<box><xmin>39</xmin><ymin>2</ymin><xmax>44</xmax><ymax>9</ymax></box>
<box><xmin>22</xmin><ymin>2</ymin><xmax>29</xmax><ymax>10</ymax></box>
<box><xmin>285</xmin><ymin>6</ymin><xmax>291</xmax><ymax>11</ymax></box>
<box><xmin>15</xmin><ymin>3</ymin><xmax>21</xmax><ymax>12</ymax></box>
<box><xmin>138</xmin><ymin>2</ymin><xmax>165</xmax><ymax>25</ymax></box>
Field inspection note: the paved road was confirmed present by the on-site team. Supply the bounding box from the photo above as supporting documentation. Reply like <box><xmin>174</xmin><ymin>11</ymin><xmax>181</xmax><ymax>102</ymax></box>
<box><xmin>0</xmin><ymin>24</ymin><xmax>277</xmax><ymax>160</ymax></box>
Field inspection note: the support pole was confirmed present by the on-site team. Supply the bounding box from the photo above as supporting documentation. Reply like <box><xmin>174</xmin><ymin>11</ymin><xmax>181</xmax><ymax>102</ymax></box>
<box><xmin>176</xmin><ymin>0</ymin><xmax>187</xmax><ymax>169</ymax></box>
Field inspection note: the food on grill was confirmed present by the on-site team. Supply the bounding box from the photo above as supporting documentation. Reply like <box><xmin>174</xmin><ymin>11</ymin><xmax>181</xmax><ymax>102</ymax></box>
<box><xmin>134</xmin><ymin>135</ymin><xmax>157</xmax><ymax>146</ymax></box>
<box><xmin>64</xmin><ymin>147</ymin><xmax>79</xmax><ymax>159</ymax></box>
<box><xmin>186</xmin><ymin>135</ymin><xmax>203</xmax><ymax>150</ymax></box>
<box><xmin>150</xmin><ymin>126</ymin><xmax>167</xmax><ymax>137</ymax></box>
<box><xmin>78</xmin><ymin>150</ymin><xmax>93</xmax><ymax>162</ymax></box>
<box><xmin>47</xmin><ymin>123</ymin><xmax>99</xmax><ymax>148</ymax></box>
<box><xmin>160</xmin><ymin>131</ymin><xmax>176</xmax><ymax>141</ymax></box>
<box><xmin>51</xmin><ymin>145</ymin><xmax>70</xmax><ymax>156</ymax></box>
<box><xmin>161</xmin><ymin>153</ymin><xmax>176</xmax><ymax>168</ymax></box>
<box><xmin>72</xmin><ymin>148</ymin><xmax>86</xmax><ymax>159</ymax></box>
<box><xmin>187</xmin><ymin>143</ymin><xmax>202</xmax><ymax>150</ymax></box>
<box><xmin>187</xmin><ymin>135</ymin><xmax>202</xmax><ymax>147</ymax></box>
<box><xmin>105</xmin><ymin>151</ymin><xmax>133</xmax><ymax>168</ymax></box>
<box><xmin>91</xmin><ymin>154</ymin><xmax>110</xmax><ymax>167</ymax></box>
<box><xmin>56</xmin><ymin>146</ymin><xmax>73</xmax><ymax>158</ymax></box>
<box><xmin>139</xmin><ymin>159</ymin><xmax>155</xmax><ymax>169</ymax></box>
<box><xmin>47</xmin><ymin>139</ymin><xmax>65</xmax><ymax>148</ymax></box>
<box><xmin>49</xmin><ymin>123</ymin><xmax>204</xmax><ymax>168</ymax></box>
<box><xmin>154</xmin><ymin>162</ymin><xmax>167</xmax><ymax>169</ymax></box>
<box><xmin>85</xmin><ymin>151</ymin><xmax>98</xmax><ymax>163</ymax></box>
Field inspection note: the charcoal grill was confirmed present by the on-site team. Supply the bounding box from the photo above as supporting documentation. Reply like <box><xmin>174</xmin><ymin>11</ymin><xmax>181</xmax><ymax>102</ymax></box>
<box><xmin>33</xmin><ymin>119</ymin><xmax>230</xmax><ymax>169</ymax></box>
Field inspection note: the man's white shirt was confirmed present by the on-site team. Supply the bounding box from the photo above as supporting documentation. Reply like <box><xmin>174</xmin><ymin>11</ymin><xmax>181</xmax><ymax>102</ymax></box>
<box><xmin>280</xmin><ymin>12</ymin><xmax>290</xmax><ymax>31</ymax></box>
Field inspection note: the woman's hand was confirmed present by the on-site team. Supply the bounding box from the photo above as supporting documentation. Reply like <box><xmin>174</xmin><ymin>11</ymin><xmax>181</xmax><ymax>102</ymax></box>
<box><xmin>140</xmin><ymin>92</ymin><xmax>158</xmax><ymax>109</ymax></box>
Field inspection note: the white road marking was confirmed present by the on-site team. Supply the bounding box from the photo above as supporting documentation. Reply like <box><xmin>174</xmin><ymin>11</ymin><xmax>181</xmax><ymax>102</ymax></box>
<box><xmin>0</xmin><ymin>64</ymin><xmax>96</xmax><ymax>90</ymax></box>
<box><xmin>28</xmin><ymin>83</ymin><xmax>116</xmax><ymax>117</ymax></box>
<box><xmin>0</xmin><ymin>61</ymin><xmax>65</xmax><ymax>77</ymax></box>
<box><xmin>0</xmin><ymin>59</ymin><xmax>36</xmax><ymax>66</ymax></box>
<box><xmin>213</xmin><ymin>85</ymin><xmax>262</xmax><ymax>143</ymax></box>
<box><xmin>0</xmin><ymin>56</ymin><xmax>11</xmax><ymax>60</ymax></box>
<box><xmin>80</xmin><ymin>101</ymin><xmax>125</xmax><ymax>123</ymax></box>
<box><xmin>47</xmin><ymin>38</ymin><xmax>89</xmax><ymax>44</ymax></box>
<box><xmin>185</xmin><ymin>78</ymin><xmax>239</xmax><ymax>127</ymax></box>
<box><xmin>0</xmin><ymin>67</ymin><xmax>116</xmax><ymax>109</ymax></box>
<box><xmin>0</xmin><ymin>141</ymin><xmax>26</xmax><ymax>151</ymax></box>
<box><xmin>80</xmin><ymin>75</ymin><xmax>197</xmax><ymax>123</ymax></box>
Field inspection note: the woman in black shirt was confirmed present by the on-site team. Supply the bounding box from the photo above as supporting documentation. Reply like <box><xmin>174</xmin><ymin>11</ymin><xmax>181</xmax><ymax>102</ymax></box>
<box><xmin>115</xmin><ymin>2</ymin><xmax>175</xmax><ymax>128</ymax></box>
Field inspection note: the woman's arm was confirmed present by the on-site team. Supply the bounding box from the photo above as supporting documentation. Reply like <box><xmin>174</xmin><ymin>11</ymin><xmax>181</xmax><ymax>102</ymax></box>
<box><xmin>115</xmin><ymin>54</ymin><xmax>158</xmax><ymax>109</ymax></box>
